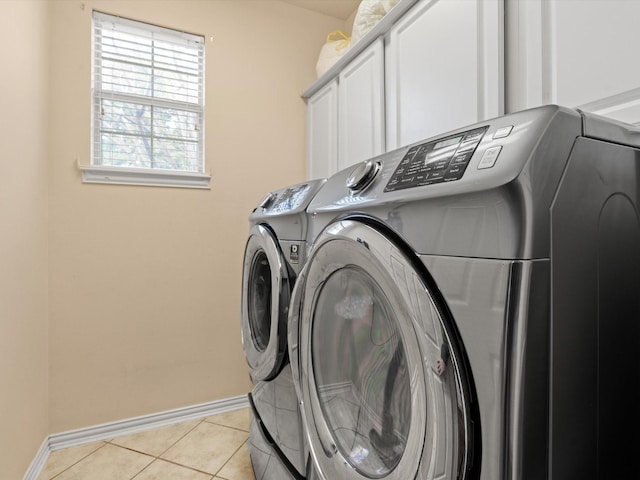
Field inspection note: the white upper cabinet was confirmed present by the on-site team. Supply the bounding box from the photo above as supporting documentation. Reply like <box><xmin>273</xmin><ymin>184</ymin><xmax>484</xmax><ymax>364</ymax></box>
<box><xmin>306</xmin><ymin>79</ymin><xmax>338</xmax><ymax>181</ymax></box>
<box><xmin>306</xmin><ymin>40</ymin><xmax>384</xmax><ymax>180</ymax></box>
<box><xmin>338</xmin><ymin>38</ymin><xmax>385</xmax><ymax>172</ymax></box>
<box><xmin>507</xmin><ymin>0</ymin><xmax>640</xmax><ymax>123</ymax></box>
<box><xmin>386</xmin><ymin>0</ymin><xmax>504</xmax><ymax>150</ymax></box>
<box><xmin>304</xmin><ymin>0</ymin><xmax>503</xmax><ymax>179</ymax></box>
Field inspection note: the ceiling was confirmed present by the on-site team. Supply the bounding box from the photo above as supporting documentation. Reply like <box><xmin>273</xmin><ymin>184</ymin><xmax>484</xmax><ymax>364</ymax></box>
<box><xmin>281</xmin><ymin>0</ymin><xmax>360</xmax><ymax>20</ymax></box>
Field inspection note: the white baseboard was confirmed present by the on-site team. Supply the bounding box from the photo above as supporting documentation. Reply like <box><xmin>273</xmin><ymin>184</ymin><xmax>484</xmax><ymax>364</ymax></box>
<box><xmin>23</xmin><ymin>438</ymin><xmax>50</xmax><ymax>480</ymax></box>
<box><xmin>24</xmin><ymin>394</ymin><xmax>249</xmax><ymax>479</ymax></box>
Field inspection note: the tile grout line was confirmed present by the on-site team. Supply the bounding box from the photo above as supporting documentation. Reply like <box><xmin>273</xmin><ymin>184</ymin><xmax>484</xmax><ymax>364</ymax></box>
<box><xmin>81</xmin><ymin>443</ymin><xmax>155</xmax><ymax>480</ymax></box>
<box><xmin>123</xmin><ymin>418</ymin><xmax>208</xmax><ymax>480</ymax></box>
<box><xmin>128</xmin><ymin>458</ymin><xmax>157</xmax><ymax>480</ymax></box>
<box><xmin>202</xmin><ymin>417</ymin><xmax>251</xmax><ymax>434</ymax></box>
<box><xmin>55</xmin><ymin>419</ymin><xmax>205</xmax><ymax>480</ymax></box>
<box><xmin>114</xmin><ymin>417</ymin><xmax>207</xmax><ymax>460</ymax></box>
<box><xmin>212</xmin><ymin>437</ymin><xmax>250</xmax><ymax>479</ymax></box>
<box><xmin>154</xmin><ymin>422</ymin><xmax>250</xmax><ymax>478</ymax></box>
<box><xmin>151</xmin><ymin>456</ymin><xmax>217</xmax><ymax>477</ymax></box>
<box><xmin>202</xmin><ymin>415</ymin><xmax>252</xmax><ymax>478</ymax></box>
<box><xmin>158</xmin><ymin>418</ymin><xmax>206</xmax><ymax>457</ymax></box>
<box><xmin>42</xmin><ymin>413</ymin><xmax>251</xmax><ymax>480</ymax></box>
<box><xmin>46</xmin><ymin>442</ymin><xmax>109</xmax><ymax>480</ymax></box>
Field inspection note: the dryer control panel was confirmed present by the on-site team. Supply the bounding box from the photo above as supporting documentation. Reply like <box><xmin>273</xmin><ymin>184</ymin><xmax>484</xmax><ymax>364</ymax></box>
<box><xmin>269</xmin><ymin>183</ymin><xmax>312</xmax><ymax>213</ymax></box>
<box><xmin>385</xmin><ymin>126</ymin><xmax>488</xmax><ymax>192</ymax></box>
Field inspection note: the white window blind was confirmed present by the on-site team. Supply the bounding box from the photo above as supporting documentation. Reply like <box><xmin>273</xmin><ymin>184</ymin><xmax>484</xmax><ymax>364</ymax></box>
<box><xmin>92</xmin><ymin>12</ymin><xmax>205</xmax><ymax>175</ymax></box>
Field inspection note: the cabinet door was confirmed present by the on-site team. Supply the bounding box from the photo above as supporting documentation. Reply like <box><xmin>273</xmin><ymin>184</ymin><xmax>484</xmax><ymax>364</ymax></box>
<box><xmin>307</xmin><ymin>79</ymin><xmax>338</xmax><ymax>180</ymax></box>
<box><xmin>386</xmin><ymin>0</ymin><xmax>504</xmax><ymax>150</ymax></box>
<box><xmin>507</xmin><ymin>0</ymin><xmax>640</xmax><ymax>124</ymax></box>
<box><xmin>338</xmin><ymin>38</ymin><xmax>385</xmax><ymax>172</ymax></box>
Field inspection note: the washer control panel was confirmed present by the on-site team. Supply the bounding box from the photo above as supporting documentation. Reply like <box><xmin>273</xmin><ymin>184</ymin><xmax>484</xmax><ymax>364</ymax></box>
<box><xmin>384</xmin><ymin>126</ymin><xmax>488</xmax><ymax>192</ymax></box>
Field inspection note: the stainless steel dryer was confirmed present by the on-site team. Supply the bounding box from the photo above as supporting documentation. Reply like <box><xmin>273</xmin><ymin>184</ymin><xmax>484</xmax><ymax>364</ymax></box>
<box><xmin>288</xmin><ymin>105</ymin><xmax>640</xmax><ymax>480</ymax></box>
<box><xmin>241</xmin><ymin>179</ymin><xmax>325</xmax><ymax>480</ymax></box>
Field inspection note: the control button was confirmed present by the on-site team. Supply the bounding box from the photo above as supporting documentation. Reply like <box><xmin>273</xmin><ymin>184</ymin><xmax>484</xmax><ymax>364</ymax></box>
<box><xmin>450</xmin><ymin>152</ymin><xmax>472</xmax><ymax>166</ymax></box>
<box><xmin>399</xmin><ymin>176</ymin><xmax>415</xmax><ymax>185</ymax></box>
<box><xmin>406</xmin><ymin>146</ymin><xmax>419</xmax><ymax>155</ymax></box>
<box><xmin>446</xmin><ymin>165</ymin><xmax>464</xmax><ymax>176</ymax></box>
<box><xmin>407</xmin><ymin>163</ymin><xmax>422</xmax><ymax>174</ymax></box>
<box><xmin>493</xmin><ymin>126</ymin><xmax>513</xmax><ymax>139</ymax></box>
<box><xmin>457</xmin><ymin>140</ymin><xmax>480</xmax><ymax>153</ymax></box>
<box><xmin>412</xmin><ymin>147</ymin><xmax>427</xmax><ymax>163</ymax></box>
<box><xmin>429</xmin><ymin>170</ymin><xmax>445</xmax><ymax>181</ymax></box>
<box><xmin>477</xmin><ymin>146</ymin><xmax>503</xmax><ymax>170</ymax></box>
<box><xmin>432</xmin><ymin>159</ymin><xmax>450</xmax><ymax>171</ymax></box>
<box><xmin>462</xmin><ymin>133</ymin><xmax>483</xmax><ymax>143</ymax></box>
<box><xmin>259</xmin><ymin>192</ymin><xmax>277</xmax><ymax>209</ymax></box>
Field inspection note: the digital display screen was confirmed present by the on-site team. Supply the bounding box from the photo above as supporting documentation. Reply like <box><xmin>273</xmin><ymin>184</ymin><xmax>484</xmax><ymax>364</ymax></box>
<box><xmin>384</xmin><ymin>126</ymin><xmax>489</xmax><ymax>192</ymax></box>
<box><xmin>425</xmin><ymin>140</ymin><xmax>462</xmax><ymax>164</ymax></box>
<box><xmin>434</xmin><ymin>136</ymin><xmax>463</xmax><ymax>150</ymax></box>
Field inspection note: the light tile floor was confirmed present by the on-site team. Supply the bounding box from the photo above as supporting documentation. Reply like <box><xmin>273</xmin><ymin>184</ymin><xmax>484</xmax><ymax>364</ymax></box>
<box><xmin>39</xmin><ymin>408</ymin><xmax>256</xmax><ymax>480</ymax></box>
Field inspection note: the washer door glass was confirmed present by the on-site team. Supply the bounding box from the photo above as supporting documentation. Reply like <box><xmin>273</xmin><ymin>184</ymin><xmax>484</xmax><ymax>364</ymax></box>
<box><xmin>295</xmin><ymin>220</ymin><xmax>473</xmax><ymax>480</ymax></box>
<box><xmin>312</xmin><ymin>266</ymin><xmax>410</xmax><ymax>477</ymax></box>
<box><xmin>248</xmin><ymin>250</ymin><xmax>272</xmax><ymax>352</ymax></box>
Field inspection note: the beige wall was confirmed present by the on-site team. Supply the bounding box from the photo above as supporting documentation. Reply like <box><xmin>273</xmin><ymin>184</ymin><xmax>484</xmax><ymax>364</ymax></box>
<box><xmin>344</xmin><ymin>5</ymin><xmax>358</xmax><ymax>34</ymax></box>
<box><xmin>48</xmin><ymin>0</ymin><xmax>342</xmax><ymax>433</ymax></box>
<box><xmin>0</xmin><ymin>0</ymin><xmax>50</xmax><ymax>477</ymax></box>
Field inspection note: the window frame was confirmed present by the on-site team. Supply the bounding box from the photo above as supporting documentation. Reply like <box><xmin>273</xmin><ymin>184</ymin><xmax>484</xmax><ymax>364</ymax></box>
<box><xmin>84</xmin><ymin>11</ymin><xmax>210</xmax><ymax>189</ymax></box>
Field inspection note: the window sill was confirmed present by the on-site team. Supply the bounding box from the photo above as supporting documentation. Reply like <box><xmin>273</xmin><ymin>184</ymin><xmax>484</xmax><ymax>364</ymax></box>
<box><xmin>79</xmin><ymin>164</ymin><xmax>211</xmax><ymax>189</ymax></box>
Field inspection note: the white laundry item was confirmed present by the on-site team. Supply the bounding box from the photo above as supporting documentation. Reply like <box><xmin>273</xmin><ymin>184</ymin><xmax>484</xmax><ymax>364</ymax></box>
<box><xmin>351</xmin><ymin>0</ymin><xmax>400</xmax><ymax>45</ymax></box>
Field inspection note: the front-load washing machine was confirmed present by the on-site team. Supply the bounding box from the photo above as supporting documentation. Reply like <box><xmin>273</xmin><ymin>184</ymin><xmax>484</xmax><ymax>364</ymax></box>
<box><xmin>241</xmin><ymin>179</ymin><xmax>325</xmax><ymax>480</ymax></box>
<box><xmin>288</xmin><ymin>105</ymin><xmax>640</xmax><ymax>480</ymax></box>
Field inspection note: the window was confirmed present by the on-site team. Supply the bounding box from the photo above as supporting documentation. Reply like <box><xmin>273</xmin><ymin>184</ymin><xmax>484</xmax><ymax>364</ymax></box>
<box><xmin>85</xmin><ymin>12</ymin><xmax>209</xmax><ymax>188</ymax></box>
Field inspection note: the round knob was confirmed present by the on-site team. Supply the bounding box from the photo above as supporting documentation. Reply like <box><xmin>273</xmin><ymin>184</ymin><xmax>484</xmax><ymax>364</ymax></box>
<box><xmin>259</xmin><ymin>192</ymin><xmax>277</xmax><ymax>209</ymax></box>
<box><xmin>346</xmin><ymin>160</ymin><xmax>381</xmax><ymax>192</ymax></box>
